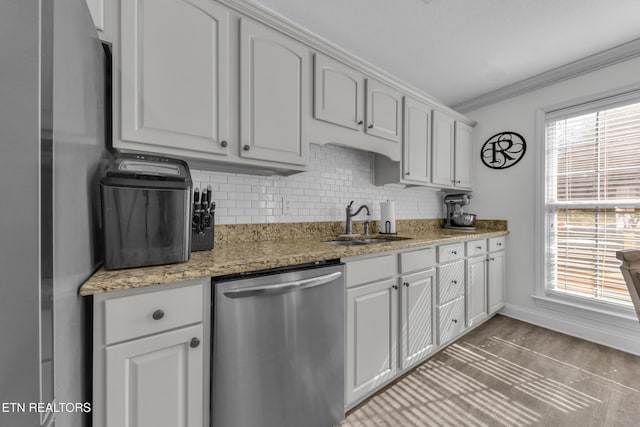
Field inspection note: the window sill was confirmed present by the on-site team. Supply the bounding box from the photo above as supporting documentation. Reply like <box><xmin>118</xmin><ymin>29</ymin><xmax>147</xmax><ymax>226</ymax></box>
<box><xmin>532</xmin><ymin>293</ymin><xmax>639</xmax><ymax>331</ymax></box>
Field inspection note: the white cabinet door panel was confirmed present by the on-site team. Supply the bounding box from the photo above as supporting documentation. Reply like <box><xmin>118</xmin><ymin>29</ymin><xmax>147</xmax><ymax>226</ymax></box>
<box><xmin>401</xmin><ymin>269</ymin><xmax>435</xmax><ymax>370</ymax></box>
<box><xmin>346</xmin><ymin>279</ymin><xmax>397</xmax><ymax>405</ymax></box>
<box><xmin>240</xmin><ymin>19</ymin><xmax>309</xmax><ymax>165</ymax></box>
<box><xmin>120</xmin><ymin>0</ymin><xmax>229</xmax><ymax>155</ymax></box>
<box><xmin>488</xmin><ymin>251</ymin><xmax>506</xmax><ymax>313</ymax></box>
<box><xmin>431</xmin><ymin>110</ymin><xmax>455</xmax><ymax>187</ymax></box>
<box><xmin>314</xmin><ymin>54</ymin><xmax>363</xmax><ymax>130</ymax></box>
<box><xmin>105</xmin><ymin>325</ymin><xmax>203</xmax><ymax>427</ymax></box>
<box><xmin>466</xmin><ymin>255</ymin><xmax>487</xmax><ymax>327</ymax></box>
<box><xmin>366</xmin><ymin>79</ymin><xmax>402</xmax><ymax>142</ymax></box>
<box><xmin>455</xmin><ymin>121</ymin><xmax>473</xmax><ymax>189</ymax></box>
<box><xmin>403</xmin><ymin>97</ymin><xmax>431</xmax><ymax>184</ymax></box>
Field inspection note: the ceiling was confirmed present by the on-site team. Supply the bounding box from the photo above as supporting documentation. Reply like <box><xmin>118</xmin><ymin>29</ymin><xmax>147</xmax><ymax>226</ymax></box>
<box><xmin>251</xmin><ymin>0</ymin><xmax>640</xmax><ymax>109</ymax></box>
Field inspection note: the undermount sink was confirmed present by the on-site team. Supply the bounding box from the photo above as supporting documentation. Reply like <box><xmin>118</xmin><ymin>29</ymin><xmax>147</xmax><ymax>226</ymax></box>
<box><xmin>324</xmin><ymin>237</ymin><xmax>411</xmax><ymax>246</ymax></box>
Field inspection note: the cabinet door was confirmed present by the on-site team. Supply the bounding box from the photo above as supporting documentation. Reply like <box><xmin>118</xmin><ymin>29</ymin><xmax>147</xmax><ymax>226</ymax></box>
<box><xmin>400</xmin><ymin>269</ymin><xmax>435</xmax><ymax>370</ymax></box>
<box><xmin>466</xmin><ymin>255</ymin><xmax>487</xmax><ymax>327</ymax></box>
<box><xmin>403</xmin><ymin>97</ymin><xmax>432</xmax><ymax>184</ymax></box>
<box><xmin>105</xmin><ymin>325</ymin><xmax>204</xmax><ymax>427</ymax></box>
<box><xmin>240</xmin><ymin>19</ymin><xmax>309</xmax><ymax>165</ymax></box>
<box><xmin>455</xmin><ymin>121</ymin><xmax>473</xmax><ymax>189</ymax></box>
<box><xmin>120</xmin><ymin>0</ymin><xmax>229</xmax><ymax>155</ymax></box>
<box><xmin>431</xmin><ymin>110</ymin><xmax>455</xmax><ymax>187</ymax></box>
<box><xmin>488</xmin><ymin>250</ymin><xmax>506</xmax><ymax>313</ymax></box>
<box><xmin>365</xmin><ymin>79</ymin><xmax>402</xmax><ymax>142</ymax></box>
<box><xmin>346</xmin><ymin>279</ymin><xmax>398</xmax><ymax>405</ymax></box>
<box><xmin>314</xmin><ymin>54</ymin><xmax>364</xmax><ymax>131</ymax></box>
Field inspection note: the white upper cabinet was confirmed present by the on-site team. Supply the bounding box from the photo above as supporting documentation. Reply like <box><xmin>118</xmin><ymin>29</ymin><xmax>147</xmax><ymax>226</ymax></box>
<box><xmin>239</xmin><ymin>18</ymin><xmax>309</xmax><ymax>166</ymax></box>
<box><xmin>455</xmin><ymin>121</ymin><xmax>473</xmax><ymax>189</ymax></box>
<box><xmin>118</xmin><ymin>0</ymin><xmax>229</xmax><ymax>156</ymax></box>
<box><xmin>431</xmin><ymin>110</ymin><xmax>455</xmax><ymax>187</ymax></box>
<box><xmin>402</xmin><ymin>97</ymin><xmax>432</xmax><ymax>184</ymax></box>
<box><xmin>313</xmin><ymin>54</ymin><xmax>364</xmax><ymax>131</ymax></box>
<box><xmin>365</xmin><ymin>79</ymin><xmax>403</xmax><ymax>143</ymax></box>
<box><xmin>431</xmin><ymin>110</ymin><xmax>474</xmax><ymax>190</ymax></box>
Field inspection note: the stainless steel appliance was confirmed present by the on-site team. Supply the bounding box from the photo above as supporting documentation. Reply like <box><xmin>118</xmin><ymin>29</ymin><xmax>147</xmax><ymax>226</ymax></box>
<box><xmin>444</xmin><ymin>193</ymin><xmax>477</xmax><ymax>230</ymax></box>
<box><xmin>101</xmin><ymin>153</ymin><xmax>192</xmax><ymax>269</ymax></box>
<box><xmin>212</xmin><ymin>261</ymin><xmax>345</xmax><ymax>427</ymax></box>
<box><xmin>0</xmin><ymin>0</ymin><xmax>106</xmax><ymax>425</ymax></box>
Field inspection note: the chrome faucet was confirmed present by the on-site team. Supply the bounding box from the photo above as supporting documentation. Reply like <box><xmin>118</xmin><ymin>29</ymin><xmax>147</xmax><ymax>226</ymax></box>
<box><xmin>345</xmin><ymin>201</ymin><xmax>371</xmax><ymax>236</ymax></box>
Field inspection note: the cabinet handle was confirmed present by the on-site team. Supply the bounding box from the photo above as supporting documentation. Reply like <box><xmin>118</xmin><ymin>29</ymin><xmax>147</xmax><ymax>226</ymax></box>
<box><xmin>392</xmin><ymin>284</ymin><xmax>399</xmax><ymax>290</ymax></box>
<box><xmin>476</xmin><ymin>246</ymin><xmax>482</xmax><ymax>250</ymax></box>
<box><xmin>406</xmin><ymin>171</ymin><xmax>411</xmax><ymax>176</ymax></box>
<box><xmin>357</xmin><ymin>120</ymin><xmax>363</xmax><ymax>125</ymax></box>
<box><xmin>368</xmin><ymin>124</ymin><xmax>373</xmax><ymax>129</ymax></box>
<box><xmin>403</xmin><ymin>282</ymin><xmax>410</xmax><ymax>287</ymax></box>
<box><xmin>243</xmin><ymin>144</ymin><xmax>251</xmax><ymax>151</ymax></box>
<box><xmin>451</xmin><ymin>250</ymin><xmax>457</xmax><ymax>255</ymax></box>
<box><xmin>497</xmin><ymin>242</ymin><xmax>502</xmax><ymax>246</ymax></box>
<box><xmin>490</xmin><ymin>257</ymin><xmax>495</xmax><ymax>261</ymax></box>
<box><xmin>190</xmin><ymin>337</ymin><xmax>200</xmax><ymax>348</ymax></box>
<box><xmin>220</xmin><ymin>140</ymin><xmax>228</xmax><ymax>148</ymax></box>
<box><xmin>452</xmin><ymin>280</ymin><xmax>457</xmax><ymax>284</ymax></box>
<box><xmin>452</xmin><ymin>319</ymin><xmax>458</xmax><ymax>323</ymax></box>
<box><xmin>152</xmin><ymin>309</ymin><xmax>164</xmax><ymax>320</ymax></box>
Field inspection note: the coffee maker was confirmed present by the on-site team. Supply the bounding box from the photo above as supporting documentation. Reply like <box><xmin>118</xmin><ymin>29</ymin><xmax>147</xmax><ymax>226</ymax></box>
<box><xmin>443</xmin><ymin>193</ymin><xmax>476</xmax><ymax>230</ymax></box>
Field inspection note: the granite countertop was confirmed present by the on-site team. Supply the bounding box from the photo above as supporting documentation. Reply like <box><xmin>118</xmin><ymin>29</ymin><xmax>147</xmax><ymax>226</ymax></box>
<box><xmin>79</xmin><ymin>219</ymin><xmax>508</xmax><ymax>296</ymax></box>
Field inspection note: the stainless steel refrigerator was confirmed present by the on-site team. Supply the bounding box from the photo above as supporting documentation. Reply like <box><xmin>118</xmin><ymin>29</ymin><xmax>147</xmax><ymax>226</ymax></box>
<box><xmin>0</xmin><ymin>0</ymin><xmax>107</xmax><ymax>426</ymax></box>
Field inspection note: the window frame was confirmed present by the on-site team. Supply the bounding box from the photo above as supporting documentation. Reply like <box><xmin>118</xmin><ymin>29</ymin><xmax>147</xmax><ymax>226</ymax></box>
<box><xmin>535</xmin><ymin>87</ymin><xmax>640</xmax><ymax>319</ymax></box>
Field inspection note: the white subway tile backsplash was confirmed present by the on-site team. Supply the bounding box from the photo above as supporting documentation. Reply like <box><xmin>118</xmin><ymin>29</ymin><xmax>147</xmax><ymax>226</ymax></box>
<box><xmin>191</xmin><ymin>144</ymin><xmax>443</xmax><ymax>224</ymax></box>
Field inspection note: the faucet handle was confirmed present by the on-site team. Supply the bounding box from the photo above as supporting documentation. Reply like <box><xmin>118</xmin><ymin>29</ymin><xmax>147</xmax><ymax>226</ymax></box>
<box><xmin>348</xmin><ymin>200</ymin><xmax>354</xmax><ymax>208</ymax></box>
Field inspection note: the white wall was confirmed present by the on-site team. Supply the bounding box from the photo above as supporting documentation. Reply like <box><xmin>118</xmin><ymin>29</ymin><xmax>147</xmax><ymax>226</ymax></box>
<box><xmin>191</xmin><ymin>143</ymin><xmax>443</xmax><ymax>224</ymax></box>
<box><xmin>466</xmin><ymin>56</ymin><xmax>640</xmax><ymax>355</ymax></box>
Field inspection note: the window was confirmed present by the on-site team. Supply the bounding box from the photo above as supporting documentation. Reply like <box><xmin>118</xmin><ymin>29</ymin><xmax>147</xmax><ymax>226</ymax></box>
<box><xmin>544</xmin><ymin>95</ymin><xmax>640</xmax><ymax>306</ymax></box>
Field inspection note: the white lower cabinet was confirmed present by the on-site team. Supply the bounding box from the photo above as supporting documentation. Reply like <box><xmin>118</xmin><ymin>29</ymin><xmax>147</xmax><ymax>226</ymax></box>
<box><xmin>346</xmin><ymin>278</ymin><xmax>398</xmax><ymax>405</ymax></box>
<box><xmin>488</xmin><ymin>248</ymin><xmax>506</xmax><ymax>313</ymax></box>
<box><xmin>437</xmin><ymin>297</ymin><xmax>465</xmax><ymax>345</ymax></box>
<box><xmin>400</xmin><ymin>268</ymin><xmax>435</xmax><ymax>369</ymax></box>
<box><xmin>466</xmin><ymin>254</ymin><xmax>488</xmax><ymax>328</ymax></box>
<box><xmin>92</xmin><ymin>279</ymin><xmax>210</xmax><ymax>427</ymax></box>
<box><xmin>105</xmin><ymin>325</ymin><xmax>204</xmax><ymax>427</ymax></box>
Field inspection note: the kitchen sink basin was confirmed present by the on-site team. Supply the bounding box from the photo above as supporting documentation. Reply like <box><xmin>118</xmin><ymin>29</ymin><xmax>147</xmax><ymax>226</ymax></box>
<box><xmin>324</xmin><ymin>237</ymin><xmax>411</xmax><ymax>246</ymax></box>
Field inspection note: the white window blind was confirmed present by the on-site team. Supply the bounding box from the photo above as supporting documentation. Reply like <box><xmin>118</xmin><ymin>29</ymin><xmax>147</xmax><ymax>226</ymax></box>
<box><xmin>545</xmin><ymin>98</ymin><xmax>640</xmax><ymax>305</ymax></box>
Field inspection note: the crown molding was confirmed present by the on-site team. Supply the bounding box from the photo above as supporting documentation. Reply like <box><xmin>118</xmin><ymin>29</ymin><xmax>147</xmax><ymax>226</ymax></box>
<box><xmin>452</xmin><ymin>38</ymin><xmax>640</xmax><ymax>113</ymax></box>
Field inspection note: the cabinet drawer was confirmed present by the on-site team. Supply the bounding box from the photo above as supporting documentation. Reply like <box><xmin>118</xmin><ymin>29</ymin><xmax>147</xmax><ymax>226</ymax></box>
<box><xmin>437</xmin><ymin>297</ymin><xmax>465</xmax><ymax>345</ymax></box>
<box><xmin>346</xmin><ymin>254</ymin><xmax>397</xmax><ymax>288</ymax></box>
<box><xmin>437</xmin><ymin>261</ymin><xmax>465</xmax><ymax>304</ymax></box>
<box><xmin>488</xmin><ymin>236</ymin><xmax>506</xmax><ymax>252</ymax></box>
<box><xmin>438</xmin><ymin>242</ymin><xmax>464</xmax><ymax>263</ymax></box>
<box><xmin>399</xmin><ymin>247</ymin><xmax>436</xmax><ymax>274</ymax></box>
<box><xmin>104</xmin><ymin>284</ymin><xmax>204</xmax><ymax>345</ymax></box>
<box><xmin>466</xmin><ymin>239</ymin><xmax>486</xmax><ymax>257</ymax></box>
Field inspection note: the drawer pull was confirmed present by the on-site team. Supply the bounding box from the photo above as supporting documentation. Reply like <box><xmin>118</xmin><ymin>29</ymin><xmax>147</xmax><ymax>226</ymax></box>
<box><xmin>403</xmin><ymin>282</ymin><xmax>410</xmax><ymax>287</ymax></box>
<box><xmin>497</xmin><ymin>242</ymin><xmax>502</xmax><ymax>246</ymax></box>
<box><xmin>490</xmin><ymin>257</ymin><xmax>495</xmax><ymax>261</ymax></box>
<box><xmin>392</xmin><ymin>284</ymin><xmax>399</xmax><ymax>290</ymax></box>
<box><xmin>190</xmin><ymin>337</ymin><xmax>200</xmax><ymax>348</ymax></box>
<box><xmin>476</xmin><ymin>246</ymin><xmax>482</xmax><ymax>250</ymax></box>
<box><xmin>220</xmin><ymin>140</ymin><xmax>228</xmax><ymax>148</ymax></box>
<box><xmin>451</xmin><ymin>280</ymin><xmax>458</xmax><ymax>284</ymax></box>
<box><xmin>152</xmin><ymin>309</ymin><xmax>165</xmax><ymax>320</ymax></box>
<box><xmin>452</xmin><ymin>319</ymin><xmax>458</xmax><ymax>323</ymax></box>
<box><xmin>451</xmin><ymin>250</ymin><xmax>457</xmax><ymax>255</ymax></box>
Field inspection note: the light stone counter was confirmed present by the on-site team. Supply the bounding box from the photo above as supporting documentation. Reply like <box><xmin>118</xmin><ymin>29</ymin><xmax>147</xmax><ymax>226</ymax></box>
<box><xmin>80</xmin><ymin>219</ymin><xmax>508</xmax><ymax>295</ymax></box>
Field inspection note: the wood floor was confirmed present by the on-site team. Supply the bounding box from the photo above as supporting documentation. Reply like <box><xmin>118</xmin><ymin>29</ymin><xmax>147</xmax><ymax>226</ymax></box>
<box><xmin>338</xmin><ymin>315</ymin><xmax>640</xmax><ymax>427</ymax></box>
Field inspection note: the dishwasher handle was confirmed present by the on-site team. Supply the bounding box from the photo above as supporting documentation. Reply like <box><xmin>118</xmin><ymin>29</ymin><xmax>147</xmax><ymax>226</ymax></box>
<box><xmin>223</xmin><ymin>271</ymin><xmax>342</xmax><ymax>298</ymax></box>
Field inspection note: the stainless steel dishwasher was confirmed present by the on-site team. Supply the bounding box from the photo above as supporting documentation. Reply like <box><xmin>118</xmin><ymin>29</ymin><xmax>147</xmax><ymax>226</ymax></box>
<box><xmin>212</xmin><ymin>260</ymin><xmax>345</xmax><ymax>427</ymax></box>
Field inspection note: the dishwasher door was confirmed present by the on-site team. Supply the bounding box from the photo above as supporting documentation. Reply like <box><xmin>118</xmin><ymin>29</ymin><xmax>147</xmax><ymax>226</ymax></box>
<box><xmin>212</xmin><ymin>263</ymin><xmax>345</xmax><ymax>427</ymax></box>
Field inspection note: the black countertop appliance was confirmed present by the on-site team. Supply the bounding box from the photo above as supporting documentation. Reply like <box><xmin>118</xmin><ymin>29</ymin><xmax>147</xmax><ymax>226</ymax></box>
<box><xmin>101</xmin><ymin>153</ymin><xmax>192</xmax><ymax>269</ymax></box>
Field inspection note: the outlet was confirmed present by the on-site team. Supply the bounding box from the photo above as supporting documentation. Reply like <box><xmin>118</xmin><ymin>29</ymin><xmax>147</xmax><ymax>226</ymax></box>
<box><xmin>282</xmin><ymin>197</ymin><xmax>292</xmax><ymax>215</ymax></box>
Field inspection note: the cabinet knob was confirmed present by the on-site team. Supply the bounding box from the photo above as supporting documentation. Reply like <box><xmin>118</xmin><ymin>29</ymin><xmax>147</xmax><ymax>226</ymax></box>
<box><xmin>452</xmin><ymin>280</ymin><xmax>457</xmax><ymax>284</ymax></box>
<box><xmin>392</xmin><ymin>284</ymin><xmax>399</xmax><ymax>290</ymax></box>
<box><xmin>452</xmin><ymin>319</ymin><xmax>458</xmax><ymax>324</ymax></box>
<box><xmin>357</xmin><ymin>120</ymin><xmax>363</xmax><ymax>125</ymax></box>
<box><xmin>152</xmin><ymin>309</ymin><xmax>164</xmax><ymax>320</ymax></box>
<box><xmin>243</xmin><ymin>144</ymin><xmax>251</xmax><ymax>151</ymax></box>
<box><xmin>403</xmin><ymin>282</ymin><xmax>410</xmax><ymax>287</ymax></box>
<box><xmin>455</xmin><ymin>180</ymin><xmax>461</xmax><ymax>184</ymax></box>
<box><xmin>452</xmin><ymin>250</ymin><xmax>457</xmax><ymax>255</ymax></box>
<box><xmin>368</xmin><ymin>124</ymin><xmax>373</xmax><ymax>129</ymax></box>
<box><xmin>220</xmin><ymin>140</ymin><xmax>228</xmax><ymax>148</ymax></box>
<box><xmin>497</xmin><ymin>242</ymin><xmax>502</xmax><ymax>246</ymax></box>
<box><xmin>190</xmin><ymin>337</ymin><xmax>200</xmax><ymax>348</ymax></box>
<box><xmin>490</xmin><ymin>257</ymin><xmax>495</xmax><ymax>261</ymax></box>
<box><xmin>476</xmin><ymin>246</ymin><xmax>482</xmax><ymax>250</ymax></box>
<box><xmin>406</xmin><ymin>171</ymin><xmax>411</xmax><ymax>176</ymax></box>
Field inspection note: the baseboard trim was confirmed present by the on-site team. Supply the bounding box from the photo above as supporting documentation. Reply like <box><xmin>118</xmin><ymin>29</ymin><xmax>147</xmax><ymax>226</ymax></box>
<box><xmin>499</xmin><ymin>303</ymin><xmax>640</xmax><ymax>356</ymax></box>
